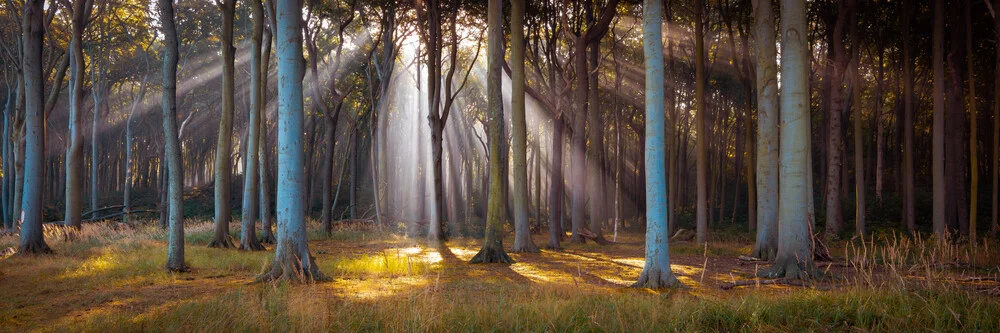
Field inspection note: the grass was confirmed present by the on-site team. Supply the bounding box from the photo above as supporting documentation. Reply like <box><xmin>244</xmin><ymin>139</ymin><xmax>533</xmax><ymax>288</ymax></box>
<box><xmin>2</xmin><ymin>220</ymin><xmax>999</xmax><ymax>332</ymax></box>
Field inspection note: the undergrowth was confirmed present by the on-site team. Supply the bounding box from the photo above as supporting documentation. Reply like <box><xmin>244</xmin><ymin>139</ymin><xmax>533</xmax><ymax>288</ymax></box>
<box><xmin>1</xmin><ymin>220</ymin><xmax>999</xmax><ymax>332</ymax></box>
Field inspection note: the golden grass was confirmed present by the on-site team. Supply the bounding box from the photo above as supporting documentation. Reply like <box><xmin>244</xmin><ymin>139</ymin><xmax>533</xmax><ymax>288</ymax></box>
<box><xmin>1</xmin><ymin>221</ymin><xmax>999</xmax><ymax>332</ymax></box>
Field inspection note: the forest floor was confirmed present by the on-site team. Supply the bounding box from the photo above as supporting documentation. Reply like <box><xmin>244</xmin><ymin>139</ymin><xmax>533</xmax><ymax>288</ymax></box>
<box><xmin>1</xmin><ymin>220</ymin><xmax>999</xmax><ymax>332</ymax></box>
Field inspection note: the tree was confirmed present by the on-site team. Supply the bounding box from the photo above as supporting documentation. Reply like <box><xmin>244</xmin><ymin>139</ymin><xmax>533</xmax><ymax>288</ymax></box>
<box><xmin>159</xmin><ymin>0</ymin><xmax>186</xmax><ymax>272</ymax></box>
<box><xmin>510</xmin><ymin>0</ymin><xmax>538</xmax><ymax>253</ymax></box>
<box><xmin>18</xmin><ymin>0</ymin><xmax>50</xmax><ymax>254</ymax></box>
<box><xmin>751</xmin><ymin>0</ymin><xmax>778</xmax><ymax>261</ymax></box>
<box><xmin>850</xmin><ymin>3</ymin><xmax>863</xmax><ymax>236</ymax></box>
<box><xmin>824</xmin><ymin>0</ymin><xmax>853</xmax><ymax>240</ymax></box>
<box><xmin>259</xmin><ymin>0</ymin><xmax>277</xmax><ymax>245</ymax></box>
<box><xmin>694</xmin><ymin>0</ymin><xmax>708</xmax><ymax>244</ymax></box>
<box><xmin>933</xmin><ymin>0</ymin><xmax>945</xmax><ymax>237</ymax></box>
<box><xmin>760</xmin><ymin>0</ymin><xmax>819</xmax><ymax>280</ymax></box>
<box><xmin>568</xmin><ymin>0</ymin><xmax>619</xmax><ymax>243</ymax></box>
<box><xmin>632</xmin><ymin>0</ymin><xmax>679</xmax><ymax>289</ymax></box>
<box><xmin>257</xmin><ymin>0</ymin><xmax>326</xmax><ymax>282</ymax></box>
<box><xmin>902</xmin><ymin>0</ymin><xmax>915</xmax><ymax>234</ymax></box>
<box><xmin>965</xmin><ymin>0</ymin><xmax>978</xmax><ymax>241</ymax></box>
<box><xmin>469</xmin><ymin>0</ymin><xmax>513</xmax><ymax>265</ymax></box>
<box><xmin>993</xmin><ymin>0</ymin><xmax>1000</xmax><ymax>237</ymax></box>
<box><xmin>240</xmin><ymin>0</ymin><xmax>266</xmax><ymax>252</ymax></box>
<box><xmin>64</xmin><ymin>0</ymin><xmax>95</xmax><ymax>229</ymax></box>
<box><xmin>209</xmin><ymin>0</ymin><xmax>237</xmax><ymax>249</ymax></box>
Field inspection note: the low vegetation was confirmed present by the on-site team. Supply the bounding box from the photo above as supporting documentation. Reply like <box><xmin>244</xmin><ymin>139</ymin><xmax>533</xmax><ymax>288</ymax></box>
<box><xmin>2</xmin><ymin>221</ymin><xmax>998</xmax><ymax>332</ymax></box>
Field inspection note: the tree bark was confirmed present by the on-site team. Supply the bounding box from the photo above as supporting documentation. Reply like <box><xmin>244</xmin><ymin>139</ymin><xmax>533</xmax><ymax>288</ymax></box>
<box><xmin>64</xmin><ymin>0</ymin><xmax>94</xmax><ymax>229</ymax></box>
<box><xmin>240</xmin><ymin>0</ymin><xmax>266</xmax><ymax>252</ymax></box>
<box><xmin>752</xmin><ymin>0</ymin><xmax>780</xmax><ymax>262</ymax></box>
<box><xmin>633</xmin><ymin>0</ymin><xmax>680</xmax><ymax>289</ymax></box>
<box><xmin>210</xmin><ymin>0</ymin><xmax>237</xmax><ymax>249</ymax></box>
<box><xmin>761</xmin><ymin>0</ymin><xmax>819</xmax><ymax>280</ymax></box>
<box><xmin>933</xmin><ymin>0</ymin><xmax>946</xmax><ymax>237</ymax></box>
<box><xmin>258</xmin><ymin>0</ymin><xmax>326</xmax><ymax>282</ymax></box>
<box><xmin>159</xmin><ymin>0</ymin><xmax>186</xmax><ymax>271</ymax></box>
<box><xmin>903</xmin><ymin>0</ymin><xmax>916</xmax><ymax>233</ymax></box>
<box><xmin>470</xmin><ymin>0</ymin><xmax>513</xmax><ymax>264</ymax></box>
<box><xmin>992</xmin><ymin>0</ymin><xmax>1000</xmax><ymax>237</ymax></box>
<box><xmin>510</xmin><ymin>0</ymin><xmax>538</xmax><ymax>253</ymax></box>
<box><xmin>695</xmin><ymin>0</ymin><xmax>708</xmax><ymax>244</ymax></box>
<box><xmin>966</xmin><ymin>0</ymin><xmax>979</xmax><ymax>240</ymax></box>
<box><xmin>18</xmin><ymin>0</ymin><xmax>51</xmax><ymax>254</ymax></box>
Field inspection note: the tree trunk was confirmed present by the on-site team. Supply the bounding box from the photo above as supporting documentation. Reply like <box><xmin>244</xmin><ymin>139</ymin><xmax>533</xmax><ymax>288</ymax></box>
<box><xmin>853</xmin><ymin>33</ymin><xmax>865</xmax><ymax>236</ymax></box>
<box><xmin>933</xmin><ymin>0</ymin><xmax>946</xmax><ymax>237</ymax></box>
<box><xmin>695</xmin><ymin>0</ymin><xmax>708</xmax><ymax>243</ymax></box>
<box><xmin>824</xmin><ymin>0</ymin><xmax>851</xmax><ymax>240</ymax></box>
<box><xmin>159</xmin><ymin>0</ymin><xmax>186</xmax><ymax>271</ymax></box>
<box><xmin>571</xmin><ymin>37</ymin><xmax>588</xmax><ymax>244</ymax></box>
<box><xmin>64</xmin><ymin>0</ymin><xmax>94</xmax><ymax>229</ymax></box>
<box><xmin>210</xmin><ymin>0</ymin><xmax>237</xmax><ymax>249</ymax></box>
<box><xmin>761</xmin><ymin>0</ymin><xmax>819</xmax><ymax>280</ymax></box>
<box><xmin>240</xmin><ymin>0</ymin><xmax>266</xmax><ymax>252</ymax></box>
<box><xmin>992</xmin><ymin>0</ymin><xmax>1000</xmax><ymax>237</ymax></box>
<box><xmin>258</xmin><ymin>0</ymin><xmax>325</xmax><ymax>282</ymax></box>
<box><xmin>966</xmin><ymin>0</ymin><xmax>979</xmax><ymax>240</ymax></box>
<box><xmin>633</xmin><ymin>0</ymin><xmax>680</xmax><ymax>289</ymax></box>
<box><xmin>511</xmin><ymin>0</ymin><xmax>538</xmax><ymax>253</ymax></box>
<box><xmin>903</xmin><ymin>0</ymin><xmax>916</xmax><ymax>233</ymax></box>
<box><xmin>547</xmin><ymin>117</ymin><xmax>564</xmax><ymax>249</ymax></box>
<box><xmin>124</xmin><ymin>70</ymin><xmax>148</xmax><ymax>226</ymax></box>
<box><xmin>18</xmin><ymin>0</ymin><xmax>51</xmax><ymax>254</ymax></box>
<box><xmin>470</xmin><ymin>0</ymin><xmax>513</xmax><ymax>264</ymax></box>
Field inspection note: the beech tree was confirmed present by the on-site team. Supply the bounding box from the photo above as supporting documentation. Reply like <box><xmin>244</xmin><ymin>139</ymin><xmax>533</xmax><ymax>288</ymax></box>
<box><xmin>209</xmin><ymin>0</ymin><xmax>237</xmax><ymax>249</ymax></box>
<box><xmin>469</xmin><ymin>0</ymin><xmax>512</xmax><ymax>265</ymax></box>
<box><xmin>633</xmin><ymin>0</ymin><xmax>679</xmax><ymax>289</ymax></box>
<box><xmin>751</xmin><ymin>0</ymin><xmax>778</xmax><ymax>261</ymax></box>
<box><xmin>258</xmin><ymin>0</ymin><xmax>325</xmax><ymax>282</ymax></box>
<box><xmin>18</xmin><ymin>0</ymin><xmax>49</xmax><ymax>254</ymax></box>
<box><xmin>159</xmin><ymin>0</ymin><xmax>186</xmax><ymax>272</ymax></box>
<box><xmin>510</xmin><ymin>0</ymin><xmax>538</xmax><ymax>253</ymax></box>
<box><xmin>761</xmin><ymin>0</ymin><xmax>819</xmax><ymax>280</ymax></box>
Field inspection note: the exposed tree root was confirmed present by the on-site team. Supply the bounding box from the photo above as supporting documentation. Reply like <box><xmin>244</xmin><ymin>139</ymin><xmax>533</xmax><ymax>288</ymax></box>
<box><xmin>254</xmin><ymin>254</ymin><xmax>329</xmax><ymax>283</ymax></box>
<box><xmin>544</xmin><ymin>244</ymin><xmax>562</xmax><ymax>251</ymax></box>
<box><xmin>18</xmin><ymin>241</ymin><xmax>53</xmax><ymax>255</ymax></box>
<box><xmin>751</xmin><ymin>246</ymin><xmax>777</xmax><ymax>261</ymax></box>
<box><xmin>239</xmin><ymin>238</ymin><xmax>266</xmax><ymax>251</ymax></box>
<box><xmin>259</xmin><ymin>232</ymin><xmax>277</xmax><ymax>244</ymax></box>
<box><xmin>207</xmin><ymin>235</ymin><xmax>236</xmax><ymax>249</ymax></box>
<box><xmin>632</xmin><ymin>268</ymin><xmax>683</xmax><ymax>289</ymax></box>
<box><xmin>757</xmin><ymin>256</ymin><xmax>823</xmax><ymax>280</ymax></box>
<box><xmin>166</xmin><ymin>262</ymin><xmax>189</xmax><ymax>273</ymax></box>
<box><xmin>510</xmin><ymin>241</ymin><xmax>540</xmax><ymax>253</ymax></box>
<box><xmin>470</xmin><ymin>246</ymin><xmax>514</xmax><ymax>264</ymax></box>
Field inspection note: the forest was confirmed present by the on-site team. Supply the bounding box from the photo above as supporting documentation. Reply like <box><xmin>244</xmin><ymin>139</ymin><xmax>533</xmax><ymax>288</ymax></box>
<box><xmin>1</xmin><ymin>0</ymin><xmax>1000</xmax><ymax>331</ymax></box>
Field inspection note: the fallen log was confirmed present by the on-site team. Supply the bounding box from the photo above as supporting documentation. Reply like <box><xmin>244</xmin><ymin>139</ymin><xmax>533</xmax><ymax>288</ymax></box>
<box><xmin>82</xmin><ymin>205</ymin><xmax>125</xmax><ymax>218</ymax></box>
<box><xmin>45</xmin><ymin>209</ymin><xmax>159</xmax><ymax>225</ymax></box>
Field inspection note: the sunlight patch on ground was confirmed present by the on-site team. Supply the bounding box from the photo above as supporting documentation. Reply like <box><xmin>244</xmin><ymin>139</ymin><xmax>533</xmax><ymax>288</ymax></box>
<box><xmin>61</xmin><ymin>250</ymin><xmax>121</xmax><ymax>279</ymax></box>
<box><xmin>510</xmin><ymin>263</ymin><xmax>575</xmax><ymax>283</ymax></box>
<box><xmin>327</xmin><ymin>276</ymin><xmax>431</xmax><ymax>300</ymax></box>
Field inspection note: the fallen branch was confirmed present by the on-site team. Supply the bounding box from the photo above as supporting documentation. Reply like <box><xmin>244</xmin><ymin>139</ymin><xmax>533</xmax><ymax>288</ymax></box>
<box><xmin>955</xmin><ymin>276</ymin><xmax>1000</xmax><ymax>283</ymax></box>
<box><xmin>738</xmin><ymin>255</ymin><xmax>766</xmax><ymax>263</ymax></box>
<box><xmin>82</xmin><ymin>205</ymin><xmax>125</xmax><ymax>218</ymax></box>
<box><xmin>45</xmin><ymin>210</ymin><xmax>159</xmax><ymax>225</ymax></box>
